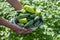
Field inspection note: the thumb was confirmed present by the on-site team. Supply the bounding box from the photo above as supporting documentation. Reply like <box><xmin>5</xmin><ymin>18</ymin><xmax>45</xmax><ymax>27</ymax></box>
<box><xmin>16</xmin><ymin>28</ymin><xmax>32</xmax><ymax>34</ymax></box>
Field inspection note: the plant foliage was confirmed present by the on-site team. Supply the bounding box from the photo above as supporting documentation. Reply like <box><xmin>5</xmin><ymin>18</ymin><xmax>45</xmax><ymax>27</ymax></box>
<box><xmin>0</xmin><ymin>0</ymin><xmax>60</xmax><ymax>40</ymax></box>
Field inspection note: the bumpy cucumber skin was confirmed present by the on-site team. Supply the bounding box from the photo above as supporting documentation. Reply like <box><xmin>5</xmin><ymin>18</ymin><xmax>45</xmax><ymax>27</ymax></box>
<box><xmin>18</xmin><ymin>23</ymin><xmax>24</xmax><ymax>27</ymax></box>
<box><xmin>24</xmin><ymin>5</ymin><xmax>35</xmax><ymax>13</ymax></box>
<box><xmin>19</xmin><ymin>18</ymin><xmax>27</xmax><ymax>24</ymax></box>
<box><xmin>24</xmin><ymin>20</ymin><xmax>34</xmax><ymax>27</ymax></box>
<box><xmin>19</xmin><ymin>14</ymin><xmax>30</xmax><ymax>18</ymax></box>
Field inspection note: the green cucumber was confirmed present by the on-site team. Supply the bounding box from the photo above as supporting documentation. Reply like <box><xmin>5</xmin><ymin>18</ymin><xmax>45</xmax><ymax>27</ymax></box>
<box><xmin>19</xmin><ymin>14</ymin><xmax>30</xmax><ymax>18</ymax></box>
<box><xmin>18</xmin><ymin>23</ymin><xmax>24</xmax><ymax>27</ymax></box>
<box><xmin>24</xmin><ymin>20</ymin><xmax>34</xmax><ymax>27</ymax></box>
<box><xmin>19</xmin><ymin>18</ymin><xmax>28</xmax><ymax>24</ymax></box>
<box><xmin>24</xmin><ymin>5</ymin><xmax>35</xmax><ymax>13</ymax></box>
<box><xmin>30</xmin><ymin>14</ymin><xmax>36</xmax><ymax>19</ymax></box>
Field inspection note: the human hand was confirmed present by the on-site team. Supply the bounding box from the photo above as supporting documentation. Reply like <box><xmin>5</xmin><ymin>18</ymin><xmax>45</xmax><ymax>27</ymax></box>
<box><xmin>16</xmin><ymin>27</ymin><xmax>32</xmax><ymax>34</ymax></box>
<box><xmin>11</xmin><ymin>24</ymin><xmax>32</xmax><ymax>34</ymax></box>
<box><xmin>0</xmin><ymin>18</ymin><xmax>32</xmax><ymax>34</ymax></box>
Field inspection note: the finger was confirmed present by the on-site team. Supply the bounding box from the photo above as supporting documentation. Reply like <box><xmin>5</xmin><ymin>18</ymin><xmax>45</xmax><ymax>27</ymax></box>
<box><xmin>25</xmin><ymin>29</ymin><xmax>32</xmax><ymax>33</ymax></box>
<box><xmin>22</xmin><ymin>29</ymin><xmax>32</xmax><ymax>34</ymax></box>
<box><xmin>17</xmin><ymin>29</ymin><xmax>32</xmax><ymax>34</ymax></box>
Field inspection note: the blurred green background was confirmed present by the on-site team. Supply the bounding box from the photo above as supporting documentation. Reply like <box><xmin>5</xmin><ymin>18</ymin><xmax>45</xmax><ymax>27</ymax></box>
<box><xmin>0</xmin><ymin>0</ymin><xmax>60</xmax><ymax>40</ymax></box>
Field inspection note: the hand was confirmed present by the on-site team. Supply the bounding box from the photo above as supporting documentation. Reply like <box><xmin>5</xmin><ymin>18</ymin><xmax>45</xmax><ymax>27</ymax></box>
<box><xmin>11</xmin><ymin>24</ymin><xmax>32</xmax><ymax>34</ymax></box>
<box><xmin>16</xmin><ymin>27</ymin><xmax>32</xmax><ymax>34</ymax></box>
<box><xmin>0</xmin><ymin>18</ymin><xmax>32</xmax><ymax>34</ymax></box>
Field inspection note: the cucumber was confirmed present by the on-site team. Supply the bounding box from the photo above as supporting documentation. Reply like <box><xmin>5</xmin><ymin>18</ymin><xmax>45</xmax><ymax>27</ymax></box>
<box><xmin>24</xmin><ymin>20</ymin><xmax>34</xmax><ymax>27</ymax></box>
<box><xmin>18</xmin><ymin>23</ymin><xmax>24</xmax><ymax>27</ymax></box>
<box><xmin>19</xmin><ymin>18</ymin><xmax>28</xmax><ymax>24</ymax></box>
<box><xmin>30</xmin><ymin>14</ymin><xmax>36</xmax><ymax>19</ymax></box>
<box><xmin>24</xmin><ymin>5</ymin><xmax>35</xmax><ymax>13</ymax></box>
<box><xmin>19</xmin><ymin>14</ymin><xmax>30</xmax><ymax>18</ymax></box>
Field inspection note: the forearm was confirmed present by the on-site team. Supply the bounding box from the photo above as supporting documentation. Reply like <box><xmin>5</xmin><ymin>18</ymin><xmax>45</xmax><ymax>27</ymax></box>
<box><xmin>6</xmin><ymin>0</ymin><xmax>23</xmax><ymax>10</ymax></box>
<box><xmin>0</xmin><ymin>18</ymin><xmax>22</xmax><ymax>32</ymax></box>
<box><xmin>0</xmin><ymin>18</ymin><xmax>32</xmax><ymax>34</ymax></box>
